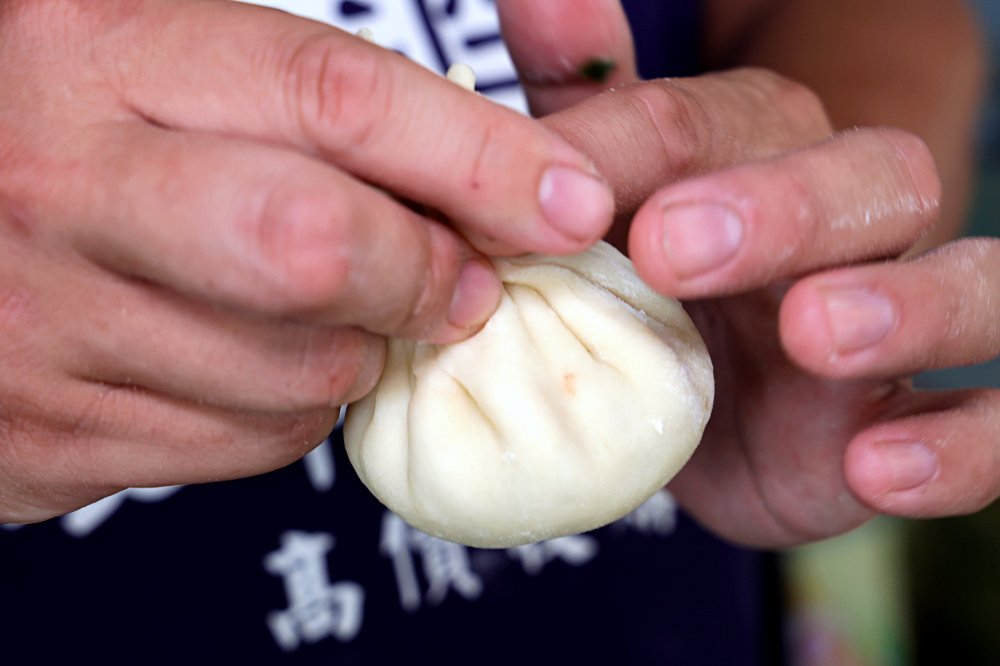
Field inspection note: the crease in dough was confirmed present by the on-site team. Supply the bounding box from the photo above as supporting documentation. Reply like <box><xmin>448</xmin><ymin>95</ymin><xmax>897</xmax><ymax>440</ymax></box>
<box><xmin>345</xmin><ymin>241</ymin><xmax>714</xmax><ymax>548</ymax></box>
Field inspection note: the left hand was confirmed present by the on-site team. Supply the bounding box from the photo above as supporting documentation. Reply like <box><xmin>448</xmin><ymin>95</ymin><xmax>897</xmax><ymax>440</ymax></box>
<box><xmin>0</xmin><ymin>0</ymin><xmax>615</xmax><ymax>523</ymax></box>
<box><xmin>497</xmin><ymin>0</ymin><xmax>1000</xmax><ymax>548</ymax></box>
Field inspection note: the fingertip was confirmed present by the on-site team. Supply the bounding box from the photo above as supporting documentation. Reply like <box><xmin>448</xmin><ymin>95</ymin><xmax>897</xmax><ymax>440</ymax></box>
<box><xmin>431</xmin><ymin>258</ymin><xmax>502</xmax><ymax>344</ymax></box>
<box><xmin>845</xmin><ymin>436</ymin><xmax>940</xmax><ymax>514</ymax></box>
<box><xmin>342</xmin><ymin>333</ymin><xmax>388</xmax><ymax>403</ymax></box>
<box><xmin>874</xmin><ymin>128</ymin><xmax>942</xmax><ymax>217</ymax></box>
<box><xmin>626</xmin><ymin>194</ymin><xmax>745</xmax><ymax>297</ymax></box>
<box><xmin>844</xmin><ymin>438</ymin><xmax>885</xmax><ymax>509</ymax></box>
<box><xmin>537</xmin><ymin>165</ymin><xmax>615</xmax><ymax>252</ymax></box>
<box><xmin>779</xmin><ymin>282</ymin><xmax>838</xmax><ymax>374</ymax></box>
<box><xmin>658</xmin><ymin>201</ymin><xmax>743</xmax><ymax>280</ymax></box>
<box><xmin>626</xmin><ymin>202</ymin><xmax>674</xmax><ymax>294</ymax></box>
<box><xmin>780</xmin><ymin>278</ymin><xmax>899</xmax><ymax>379</ymax></box>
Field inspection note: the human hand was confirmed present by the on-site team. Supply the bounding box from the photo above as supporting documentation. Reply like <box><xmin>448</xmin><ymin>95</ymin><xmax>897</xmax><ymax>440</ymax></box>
<box><xmin>499</xmin><ymin>0</ymin><xmax>1000</xmax><ymax>547</ymax></box>
<box><xmin>0</xmin><ymin>0</ymin><xmax>615</xmax><ymax>523</ymax></box>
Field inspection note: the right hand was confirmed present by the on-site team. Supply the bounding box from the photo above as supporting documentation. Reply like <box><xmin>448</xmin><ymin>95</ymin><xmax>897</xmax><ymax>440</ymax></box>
<box><xmin>0</xmin><ymin>0</ymin><xmax>614</xmax><ymax>522</ymax></box>
<box><xmin>499</xmin><ymin>0</ymin><xmax>999</xmax><ymax>548</ymax></box>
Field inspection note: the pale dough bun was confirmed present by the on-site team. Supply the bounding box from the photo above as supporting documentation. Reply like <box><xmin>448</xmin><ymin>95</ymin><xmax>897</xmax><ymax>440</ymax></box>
<box><xmin>344</xmin><ymin>241</ymin><xmax>714</xmax><ymax>548</ymax></box>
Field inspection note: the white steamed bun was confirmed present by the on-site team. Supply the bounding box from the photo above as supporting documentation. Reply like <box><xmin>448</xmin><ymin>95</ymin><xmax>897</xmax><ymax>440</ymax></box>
<box><xmin>344</xmin><ymin>241</ymin><xmax>713</xmax><ymax>548</ymax></box>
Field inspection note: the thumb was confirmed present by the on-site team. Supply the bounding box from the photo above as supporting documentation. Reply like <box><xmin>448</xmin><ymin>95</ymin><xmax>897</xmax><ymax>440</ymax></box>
<box><xmin>496</xmin><ymin>0</ymin><xmax>639</xmax><ymax>116</ymax></box>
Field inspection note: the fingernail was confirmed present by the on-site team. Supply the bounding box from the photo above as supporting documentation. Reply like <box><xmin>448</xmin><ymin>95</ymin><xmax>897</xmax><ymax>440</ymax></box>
<box><xmin>539</xmin><ymin>166</ymin><xmax>614</xmax><ymax>242</ymax></box>
<box><xmin>661</xmin><ymin>203</ymin><xmax>743</xmax><ymax>279</ymax></box>
<box><xmin>874</xmin><ymin>441</ymin><xmax>938</xmax><ymax>492</ymax></box>
<box><xmin>822</xmin><ymin>288</ymin><xmax>895</xmax><ymax>353</ymax></box>
<box><xmin>448</xmin><ymin>259</ymin><xmax>501</xmax><ymax>331</ymax></box>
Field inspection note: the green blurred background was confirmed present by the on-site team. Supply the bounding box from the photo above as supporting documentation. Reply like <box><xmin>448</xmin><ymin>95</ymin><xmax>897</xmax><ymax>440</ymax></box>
<box><xmin>785</xmin><ymin>2</ymin><xmax>1000</xmax><ymax>664</ymax></box>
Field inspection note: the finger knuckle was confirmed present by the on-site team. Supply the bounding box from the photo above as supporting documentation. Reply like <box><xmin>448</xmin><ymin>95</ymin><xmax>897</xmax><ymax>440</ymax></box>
<box><xmin>251</xmin><ymin>186</ymin><xmax>353</xmax><ymax>313</ymax></box>
<box><xmin>623</xmin><ymin>82</ymin><xmax>709</xmax><ymax>179</ymax></box>
<box><xmin>284</xmin><ymin>35</ymin><xmax>394</xmax><ymax>155</ymax></box>
<box><xmin>778</xmin><ymin>78</ymin><xmax>827</xmax><ymax>132</ymax></box>
<box><xmin>741</xmin><ymin>67</ymin><xmax>831</xmax><ymax>138</ymax></box>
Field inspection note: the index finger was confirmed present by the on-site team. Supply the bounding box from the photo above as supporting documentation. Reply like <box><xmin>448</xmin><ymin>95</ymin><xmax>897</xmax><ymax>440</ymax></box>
<box><xmin>97</xmin><ymin>0</ymin><xmax>614</xmax><ymax>255</ymax></box>
<box><xmin>542</xmin><ymin>68</ymin><xmax>833</xmax><ymax>219</ymax></box>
